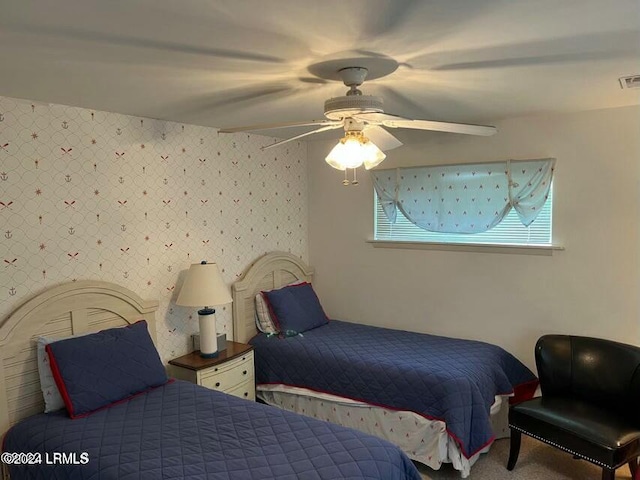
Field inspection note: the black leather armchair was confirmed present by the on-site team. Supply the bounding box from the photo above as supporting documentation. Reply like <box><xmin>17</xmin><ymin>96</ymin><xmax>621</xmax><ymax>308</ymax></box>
<box><xmin>507</xmin><ymin>335</ymin><xmax>640</xmax><ymax>480</ymax></box>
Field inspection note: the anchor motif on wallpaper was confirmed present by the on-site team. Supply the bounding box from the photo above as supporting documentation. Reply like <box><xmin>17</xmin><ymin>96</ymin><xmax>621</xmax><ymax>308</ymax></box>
<box><xmin>65</xmin><ymin>175</ymin><xmax>72</xmax><ymax>182</ymax></box>
<box><xmin>9</xmin><ymin>287</ymin><xmax>17</xmax><ymax>296</ymax></box>
<box><xmin>68</xmin><ymin>227</ymin><xmax>75</xmax><ymax>235</ymax></box>
<box><xmin>5</xmin><ymin>231</ymin><xmax>11</xmax><ymax>239</ymax></box>
<box><xmin>62</xmin><ymin>121</ymin><xmax>69</xmax><ymax>129</ymax></box>
<box><xmin>116</xmin><ymin>128</ymin><xmax>122</xmax><ymax>135</ymax></box>
<box><xmin>0</xmin><ymin>172</ymin><xmax>7</xmax><ymax>181</ymax></box>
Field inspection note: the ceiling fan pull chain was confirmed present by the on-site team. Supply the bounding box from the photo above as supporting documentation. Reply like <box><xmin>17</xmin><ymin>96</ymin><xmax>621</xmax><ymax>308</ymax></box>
<box><xmin>351</xmin><ymin>168</ymin><xmax>359</xmax><ymax>186</ymax></box>
<box><xmin>343</xmin><ymin>170</ymin><xmax>350</xmax><ymax>186</ymax></box>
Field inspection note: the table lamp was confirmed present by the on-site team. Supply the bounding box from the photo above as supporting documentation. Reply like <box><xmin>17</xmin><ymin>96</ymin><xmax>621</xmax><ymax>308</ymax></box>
<box><xmin>176</xmin><ymin>261</ymin><xmax>232</xmax><ymax>358</ymax></box>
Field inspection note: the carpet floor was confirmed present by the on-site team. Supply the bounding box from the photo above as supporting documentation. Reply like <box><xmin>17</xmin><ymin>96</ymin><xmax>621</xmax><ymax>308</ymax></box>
<box><xmin>417</xmin><ymin>435</ymin><xmax>633</xmax><ymax>480</ymax></box>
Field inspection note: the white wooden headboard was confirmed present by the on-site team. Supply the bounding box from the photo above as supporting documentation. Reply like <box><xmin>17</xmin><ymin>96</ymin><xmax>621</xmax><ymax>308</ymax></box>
<box><xmin>232</xmin><ymin>252</ymin><xmax>314</xmax><ymax>343</ymax></box>
<box><xmin>0</xmin><ymin>280</ymin><xmax>159</xmax><ymax>442</ymax></box>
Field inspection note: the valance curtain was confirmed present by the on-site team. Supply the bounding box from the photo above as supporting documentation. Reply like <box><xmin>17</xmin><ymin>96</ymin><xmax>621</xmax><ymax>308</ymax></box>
<box><xmin>371</xmin><ymin>158</ymin><xmax>555</xmax><ymax>234</ymax></box>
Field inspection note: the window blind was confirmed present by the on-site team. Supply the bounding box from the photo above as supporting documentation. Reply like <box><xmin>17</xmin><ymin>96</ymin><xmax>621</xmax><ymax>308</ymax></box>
<box><xmin>374</xmin><ymin>184</ymin><xmax>553</xmax><ymax>246</ymax></box>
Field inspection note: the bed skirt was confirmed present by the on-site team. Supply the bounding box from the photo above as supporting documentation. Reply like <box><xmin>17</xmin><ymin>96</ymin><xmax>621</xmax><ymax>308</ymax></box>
<box><xmin>258</xmin><ymin>385</ymin><xmax>510</xmax><ymax>478</ymax></box>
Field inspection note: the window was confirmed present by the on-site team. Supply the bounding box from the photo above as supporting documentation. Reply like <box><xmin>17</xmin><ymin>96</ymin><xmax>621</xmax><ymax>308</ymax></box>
<box><xmin>374</xmin><ymin>184</ymin><xmax>553</xmax><ymax>247</ymax></box>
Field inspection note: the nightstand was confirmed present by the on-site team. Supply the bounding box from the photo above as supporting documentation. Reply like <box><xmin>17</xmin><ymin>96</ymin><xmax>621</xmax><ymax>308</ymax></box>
<box><xmin>168</xmin><ymin>341</ymin><xmax>255</xmax><ymax>401</ymax></box>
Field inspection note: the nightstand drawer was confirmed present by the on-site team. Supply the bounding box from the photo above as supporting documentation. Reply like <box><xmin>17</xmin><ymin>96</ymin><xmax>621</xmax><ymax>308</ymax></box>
<box><xmin>168</xmin><ymin>342</ymin><xmax>255</xmax><ymax>401</ymax></box>
<box><xmin>200</xmin><ymin>355</ymin><xmax>254</xmax><ymax>392</ymax></box>
<box><xmin>201</xmin><ymin>350</ymin><xmax>254</xmax><ymax>377</ymax></box>
<box><xmin>227</xmin><ymin>379</ymin><xmax>256</xmax><ymax>401</ymax></box>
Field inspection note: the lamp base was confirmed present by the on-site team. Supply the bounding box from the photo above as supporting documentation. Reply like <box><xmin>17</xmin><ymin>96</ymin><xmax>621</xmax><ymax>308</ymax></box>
<box><xmin>197</xmin><ymin>308</ymin><xmax>218</xmax><ymax>358</ymax></box>
<box><xmin>192</xmin><ymin>333</ymin><xmax>227</xmax><ymax>353</ymax></box>
<box><xmin>200</xmin><ymin>350</ymin><xmax>219</xmax><ymax>359</ymax></box>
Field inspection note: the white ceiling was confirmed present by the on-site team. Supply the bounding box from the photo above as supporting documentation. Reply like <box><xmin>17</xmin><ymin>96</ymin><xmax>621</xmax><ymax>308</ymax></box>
<box><xmin>1</xmin><ymin>0</ymin><xmax>639</xmax><ymax>142</ymax></box>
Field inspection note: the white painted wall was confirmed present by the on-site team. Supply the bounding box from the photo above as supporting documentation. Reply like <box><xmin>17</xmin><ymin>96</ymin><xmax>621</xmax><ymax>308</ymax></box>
<box><xmin>307</xmin><ymin>106</ymin><xmax>639</xmax><ymax>371</ymax></box>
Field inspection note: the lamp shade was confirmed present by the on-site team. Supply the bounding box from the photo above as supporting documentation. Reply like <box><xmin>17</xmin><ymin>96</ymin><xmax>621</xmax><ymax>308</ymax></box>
<box><xmin>176</xmin><ymin>261</ymin><xmax>232</xmax><ymax>307</ymax></box>
<box><xmin>325</xmin><ymin>132</ymin><xmax>386</xmax><ymax>171</ymax></box>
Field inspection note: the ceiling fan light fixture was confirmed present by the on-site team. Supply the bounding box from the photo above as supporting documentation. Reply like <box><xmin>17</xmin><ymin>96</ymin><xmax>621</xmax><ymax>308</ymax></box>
<box><xmin>325</xmin><ymin>131</ymin><xmax>386</xmax><ymax>171</ymax></box>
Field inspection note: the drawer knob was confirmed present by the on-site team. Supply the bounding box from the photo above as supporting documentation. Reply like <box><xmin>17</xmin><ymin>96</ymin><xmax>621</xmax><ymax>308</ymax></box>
<box><xmin>215</xmin><ymin>382</ymin><xmax>221</xmax><ymax>387</ymax></box>
<box><xmin>242</xmin><ymin>370</ymin><xmax>247</xmax><ymax>375</ymax></box>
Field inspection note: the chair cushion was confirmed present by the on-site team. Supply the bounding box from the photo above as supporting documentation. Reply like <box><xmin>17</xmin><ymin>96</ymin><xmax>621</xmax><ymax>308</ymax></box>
<box><xmin>510</xmin><ymin>397</ymin><xmax>640</xmax><ymax>468</ymax></box>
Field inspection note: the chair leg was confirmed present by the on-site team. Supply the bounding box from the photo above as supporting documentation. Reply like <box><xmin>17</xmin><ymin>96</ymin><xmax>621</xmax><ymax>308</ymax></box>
<box><xmin>506</xmin><ymin>428</ymin><xmax>521</xmax><ymax>471</ymax></box>
<box><xmin>601</xmin><ymin>467</ymin><xmax>615</xmax><ymax>480</ymax></box>
<box><xmin>629</xmin><ymin>457</ymin><xmax>639</xmax><ymax>480</ymax></box>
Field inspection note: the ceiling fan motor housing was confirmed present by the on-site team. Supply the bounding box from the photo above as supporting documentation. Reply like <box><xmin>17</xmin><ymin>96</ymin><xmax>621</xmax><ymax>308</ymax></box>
<box><xmin>324</xmin><ymin>95</ymin><xmax>384</xmax><ymax>120</ymax></box>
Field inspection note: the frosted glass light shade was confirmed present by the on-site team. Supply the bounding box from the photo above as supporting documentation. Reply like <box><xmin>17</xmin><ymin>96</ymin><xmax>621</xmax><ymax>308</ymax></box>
<box><xmin>325</xmin><ymin>133</ymin><xmax>386</xmax><ymax>171</ymax></box>
<box><xmin>362</xmin><ymin>142</ymin><xmax>386</xmax><ymax>170</ymax></box>
<box><xmin>176</xmin><ymin>262</ymin><xmax>232</xmax><ymax>307</ymax></box>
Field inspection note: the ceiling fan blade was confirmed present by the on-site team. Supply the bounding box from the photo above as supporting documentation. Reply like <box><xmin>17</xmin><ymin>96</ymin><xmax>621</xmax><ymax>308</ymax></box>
<box><xmin>385</xmin><ymin>118</ymin><xmax>497</xmax><ymax>136</ymax></box>
<box><xmin>356</xmin><ymin>112</ymin><xmax>496</xmax><ymax>136</ymax></box>
<box><xmin>261</xmin><ymin>124</ymin><xmax>344</xmax><ymax>150</ymax></box>
<box><xmin>363</xmin><ymin>126</ymin><xmax>403</xmax><ymax>151</ymax></box>
<box><xmin>220</xmin><ymin>119</ymin><xmax>341</xmax><ymax>134</ymax></box>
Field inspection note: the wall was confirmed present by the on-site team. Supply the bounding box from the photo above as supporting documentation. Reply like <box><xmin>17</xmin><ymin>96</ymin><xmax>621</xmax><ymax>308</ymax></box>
<box><xmin>308</xmin><ymin>106</ymin><xmax>639</xmax><ymax>371</ymax></box>
<box><xmin>0</xmin><ymin>96</ymin><xmax>308</xmax><ymax>362</ymax></box>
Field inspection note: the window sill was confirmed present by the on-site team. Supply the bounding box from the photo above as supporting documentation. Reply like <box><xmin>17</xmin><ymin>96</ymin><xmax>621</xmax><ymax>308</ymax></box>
<box><xmin>367</xmin><ymin>240</ymin><xmax>564</xmax><ymax>256</ymax></box>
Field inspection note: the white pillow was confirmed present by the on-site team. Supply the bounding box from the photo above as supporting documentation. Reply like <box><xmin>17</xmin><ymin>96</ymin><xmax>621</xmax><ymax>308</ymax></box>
<box><xmin>36</xmin><ymin>336</ymin><xmax>65</xmax><ymax>413</ymax></box>
<box><xmin>255</xmin><ymin>280</ymin><xmax>305</xmax><ymax>334</ymax></box>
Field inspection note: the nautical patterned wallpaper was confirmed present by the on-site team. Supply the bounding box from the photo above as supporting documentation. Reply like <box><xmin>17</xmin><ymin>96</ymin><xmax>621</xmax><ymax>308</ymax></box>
<box><xmin>0</xmin><ymin>96</ymin><xmax>308</xmax><ymax>362</ymax></box>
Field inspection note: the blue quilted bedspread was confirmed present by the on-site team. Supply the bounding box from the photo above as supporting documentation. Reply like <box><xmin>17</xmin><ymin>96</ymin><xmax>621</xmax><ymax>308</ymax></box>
<box><xmin>3</xmin><ymin>380</ymin><xmax>421</xmax><ymax>480</ymax></box>
<box><xmin>250</xmin><ymin>320</ymin><xmax>537</xmax><ymax>457</ymax></box>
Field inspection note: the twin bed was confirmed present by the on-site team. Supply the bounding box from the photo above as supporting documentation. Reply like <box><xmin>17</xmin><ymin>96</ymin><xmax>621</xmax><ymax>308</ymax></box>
<box><xmin>232</xmin><ymin>252</ymin><xmax>537</xmax><ymax>478</ymax></box>
<box><xmin>0</xmin><ymin>252</ymin><xmax>537</xmax><ymax>479</ymax></box>
<box><xmin>0</xmin><ymin>280</ymin><xmax>419</xmax><ymax>480</ymax></box>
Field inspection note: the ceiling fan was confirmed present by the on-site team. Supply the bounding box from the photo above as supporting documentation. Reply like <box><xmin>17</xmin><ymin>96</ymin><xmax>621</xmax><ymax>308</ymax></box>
<box><xmin>219</xmin><ymin>57</ymin><xmax>497</xmax><ymax>184</ymax></box>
